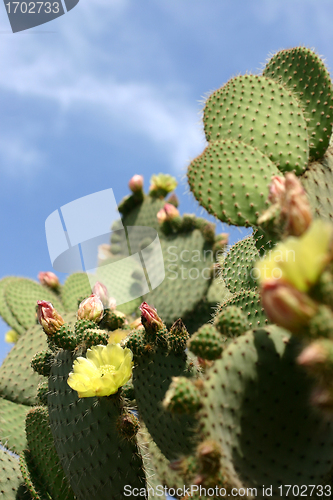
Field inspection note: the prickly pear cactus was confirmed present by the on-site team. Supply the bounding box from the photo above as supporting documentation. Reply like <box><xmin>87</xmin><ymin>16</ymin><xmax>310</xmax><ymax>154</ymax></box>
<box><xmin>2</xmin><ymin>45</ymin><xmax>333</xmax><ymax>500</ymax></box>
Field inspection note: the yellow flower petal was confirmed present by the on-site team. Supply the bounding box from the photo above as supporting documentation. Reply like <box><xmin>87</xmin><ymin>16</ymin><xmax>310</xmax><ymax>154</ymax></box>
<box><xmin>255</xmin><ymin>219</ymin><xmax>333</xmax><ymax>291</ymax></box>
<box><xmin>67</xmin><ymin>344</ymin><xmax>133</xmax><ymax>398</ymax></box>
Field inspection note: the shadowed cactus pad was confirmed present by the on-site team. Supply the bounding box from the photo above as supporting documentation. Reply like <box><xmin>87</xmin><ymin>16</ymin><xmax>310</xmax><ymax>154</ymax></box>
<box><xmin>187</xmin><ymin>139</ymin><xmax>278</xmax><ymax>226</ymax></box>
<box><xmin>0</xmin><ymin>449</ymin><xmax>30</xmax><ymax>499</ymax></box>
<box><xmin>203</xmin><ymin>74</ymin><xmax>309</xmax><ymax>173</ymax></box>
<box><xmin>199</xmin><ymin>326</ymin><xmax>333</xmax><ymax>495</ymax></box>
<box><xmin>48</xmin><ymin>350</ymin><xmax>146</xmax><ymax>500</ymax></box>
<box><xmin>263</xmin><ymin>46</ymin><xmax>333</xmax><ymax>160</ymax></box>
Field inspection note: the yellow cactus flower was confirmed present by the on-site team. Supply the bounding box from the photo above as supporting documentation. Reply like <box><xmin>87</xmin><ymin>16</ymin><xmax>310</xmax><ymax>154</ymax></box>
<box><xmin>67</xmin><ymin>344</ymin><xmax>133</xmax><ymax>398</ymax></box>
<box><xmin>255</xmin><ymin>219</ymin><xmax>333</xmax><ymax>292</ymax></box>
<box><xmin>108</xmin><ymin>329</ymin><xmax>129</xmax><ymax>345</ymax></box>
<box><xmin>5</xmin><ymin>329</ymin><xmax>19</xmax><ymax>343</ymax></box>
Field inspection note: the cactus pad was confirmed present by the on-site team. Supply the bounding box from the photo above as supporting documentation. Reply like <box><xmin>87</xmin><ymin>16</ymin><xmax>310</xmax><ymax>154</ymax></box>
<box><xmin>0</xmin><ymin>324</ymin><xmax>47</xmax><ymax>406</ymax></box>
<box><xmin>0</xmin><ymin>277</ymin><xmax>25</xmax><ymax>335</ymax></box>
<box><xmin>203</xmin><ymin>74</ymin><xmax>309</xmax><ymax>173</ymax></box>
<box><xmin>199</xmin><ymin>326</ymin><xmax>333</xmax><ymax>491</ymax></box>
<box><xmin>216</xmin><ymin>288</ymin><xmax>268</xmax><ymax>330</ymax></box>
<box><xmin>4</xmin><ymin>278</ymin><xmax>64</xmax><ymax>331</ymax></box>
<box><xmin>221</xmin><ymin>235</ymin><xmax>259</xmax><ymax>293</ymax></box>
<box><xmin>187</xmin><ymin>139</ymin><xmax>278</xmax><ymax>226</ymax></box>
<box><xmin>0</xmin><ymin>398</ymin><xmax>30</xmax><ymax>454</ymax></box>
<box><xmin>263</xmin><ymin>46</ymin><xmax>333</xmax><ymax>160</ymax></box>
<box><xmin>48</xmin><ymin>350</ymin><xmax>146</xmax><ymax>500</ymax></box>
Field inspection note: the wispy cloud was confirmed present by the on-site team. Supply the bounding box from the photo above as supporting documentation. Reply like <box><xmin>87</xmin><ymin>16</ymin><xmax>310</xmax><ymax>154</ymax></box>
<box><xmin>0</xmin><ymin>0</ymin><xmax>205</xmax><ymax>175</ymax></box>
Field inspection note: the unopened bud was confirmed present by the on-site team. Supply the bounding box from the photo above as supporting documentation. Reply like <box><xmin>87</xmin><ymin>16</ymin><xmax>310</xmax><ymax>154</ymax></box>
<box><xmin>108</xmin><ymin>297</ymin><xmax>117</xmax><ymax>311</ymax></box>
<box><xmin>157</xmin><ymin>203</ymin><xmax>180</xmax><ymax>224</ymax></box>
<box><xmin>128</xmin><ymin>174</ymin><xmax>144</xmax><ymax>193</ymax></box>
<box><xmin>268</xmin><ymin>175</ymin><xmax>286</xmax><ymax>204</ymax></box>
<box><xmin>261</xmin><ymin>281</ymin><xmax>318</xmax><ymax>333</ymax></box>
<box><xmin>77</xmin><ymin>294</ymin><xmax>104</xmax><ymax>323</ymax></box>
<box><xmin>140</xmin><ymin>302</ymin><xmax>163</xmax><ymax>333</ymax></box>
<box><xmin>297</xmin><ymin>339</ymin><xmax>333</xmax><ymax>377</ymax></box>
<box><xmin>283</xmin><ymin>173</ymin><xmax>312</xmax><ymax>236</ymax></box>
<box><xmin>37</xmin><ymin>300</ymin><xmax>65</xmax><ymax>335</ymax></box>
<box><xmin>92</xmin><ymin>282</ymin><xmax>109</xmax><ymax>308</ymax></box>
<box><xmin>38</xmin><ymin>272</ymin><xmax>60</xmax><ymax>290</ymax></box>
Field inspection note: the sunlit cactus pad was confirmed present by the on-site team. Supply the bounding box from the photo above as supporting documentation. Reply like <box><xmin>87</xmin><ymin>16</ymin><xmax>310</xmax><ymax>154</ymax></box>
<box><xmin>0</xmin><ymin>398</ymin><xmax>30</xmax><ymax>454</ymax></box>
<box><xmin>187</xmin><ymin>139</ymin><xmax>278</xmax><ymax>225</ymax></box>
<box><xmin>263</xmin><ymin>46</ymin><xmax>333</xmax><ymax>160</ymax></box>
<box><xmin>301</xmin><ymin>146</ymin><xmax>333</xmax><ymax>221</ymax></box>
<box><xmin>203</xmin><ymin>74</ymin><xmax>309</xmax><ymax>173</ymax></box>
<box><xmin>4</xmin><ymin>278</ymin><xmax>64</xmax><ymax>331</ymax></box>
<box><xmin>0</xmin><ymin>323</ymin><xmax>47</xmax><ymax>406</ymax></box>
<box><xmin>0</xmin><ymin>277</ymin><xmax>25</xmax><ymax>335</ymax></box>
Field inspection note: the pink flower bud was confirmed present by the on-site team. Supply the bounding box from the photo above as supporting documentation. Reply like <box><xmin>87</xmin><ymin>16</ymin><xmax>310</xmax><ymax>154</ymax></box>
<box><xmin>261</xmin><ymin>281</ymin><xmax>318</xmax><ymax>333</ymax></box>
<box><xmin>38</xmin><ymin>272</ymin><xmax>60</xmax><ymax>290</ymax></box>
<box><xmin>268</xmin><ymin>176</ymin><xmax>286</xmax><ymax>204</ymax></box>
<box><xmin>92</xmin><ymin>282</ymin><xmax>109</xmax><ymax>308</ymax></box>
<box><xmin>129</xmin><ymin>175</ymin><xmax>144</xmax><ymax>193</ymax></box>
<box><xmin>297</xmin><ymin>342</ymin><xmax>327</xmax><ymax>369</ymax></box>
<box><xmin>157</xmin><ymin>203</ymin><xmax>180</xmax><ymax>224</ymax></box>
<box><xmin>77</xmin><ymin>294</ymin><xmax>104</xmax><ymax>323</ymax></box>
<box><xmin>108</xmin><ymin>297</ymin><xmax>117</xmax><ymax>311</ymax></box>
<box><xmin>37</xmin><ymin>300</ymin><xmax>65</xmax><ymax>336</ymax></box>
<box><xmin>140</xmin><ymin>302</ymin><xmax>163</xmax><ymax>332</ymax></box>
<box><xmin>157</xmin><ymin>207</ymin><xmax>167</xmax><ymax>224</ymax></box>
<box><xmin>283</xmin><ymin>173</ymin><xmax>312</xmax><ymax>236</ymax></box>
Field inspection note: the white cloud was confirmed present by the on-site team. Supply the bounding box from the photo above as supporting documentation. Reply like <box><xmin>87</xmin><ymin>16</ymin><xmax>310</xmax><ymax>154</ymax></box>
<box><xmin>0</xmin><ymin>0</ymin><xmax>205</xmax><ymax>174</ymax></box>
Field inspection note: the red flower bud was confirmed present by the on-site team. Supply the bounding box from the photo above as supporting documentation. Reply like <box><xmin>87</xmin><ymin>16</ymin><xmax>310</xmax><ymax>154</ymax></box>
<box><xmin>128</xmin><ymin>175</ymin><xmax>144</xmax><ymax>193</ymax></box>
<box><xmin>261</xmin><ymin>281</ymin><xmax>318</xmax><ymax>333</ymax></box>
<box><xmin>37</xmin><ymin>300</ymin><xmax>65</xmax><ymax>335</ymax></box>
<box><xmin>92</xmin><ymin>282</ymin><xmax>109</xmax><ymax>308</ymax></box>
<box><xmin>38</xmin><ymin>272</ymin><xmax>60</xmax><ymax>290</ymax></box>
<box><xmin>77</xmin><ymin>294</ymin><xmax>104</xmax><ymax>323</ymax></box>
<box><xmin>140</xmin><ymin>302</ymin><xmax>163</xmax><ymax>332</ymax></box>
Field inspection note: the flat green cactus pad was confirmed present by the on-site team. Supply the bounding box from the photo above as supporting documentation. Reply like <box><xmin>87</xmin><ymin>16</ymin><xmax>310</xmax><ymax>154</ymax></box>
<box><xmin>221</xmin><ymin>235</ymin><xmax>259</xmax><ymax>293</ymax></box>
<box><xmin>200</xmin><ymin>326</ymin><xmax>333</xmax><ymax>492</ymax></box>
<box><xmin>0</xmin><ymin>398</ymin><xmax>31</xmax><ymax>454</ymax></box>
<box><xmin>263</xmin><ymin>46</ymin><xmax>333</xmax><ymax>160</ymax></box>
<box><xmin>0</xmin><ymin>324</ymin><xmax>46</xmax><ymax>406</ymax></box>
<box><xmin>61</xmin><ymin>273</ymin><xmax>92</xmax><ymax>312</ymax></box>
<box><xmin>4</xmin><ymin>278</ymin><xmax>64</xmax><ymax>331</ymax></box>
<box><xmin>301</xmin><ymin>146</ymin><xmax>333</xmax><ymax>221</ymax></box>
<box><xmin>0</xmin><ymin>449</ymin><xmax>31</xmax><ymax>500</ymax></box>
<box><xmin>144</xmin><ymin>230</ymin><xmax>213</xmax><ymax>326</ymax></box>
<box><xmin>121</xmin><ymin>195</ymin><xmax>166</xmax><ymax>232</ymax></box>
<box><xmin>216</xmin><ymin>288</ymin><xmax>268</xmax><ymax>330</ymax></box>
<box><xmin>48</xmin><ymin>350</ymin><xmax>146</xmax><ymax>500</ymax></box>
<box><xmin>25</xmin><ymin>406</ymin><xmax>75</xmax><ymax>500</ymax></box>
<box><xmin>133</xmin><ymin>347</ymin><xmax>198</xmax><ymax>461</ymax></box>
<box><xmin>0</xmin><ymin>277</ymin><xmax>25</xmax><ymax>335</ymax></box>
<box><xmin>203</xmin><ymin>74</ymin><xmax>309</xmax><ymax>173</ymax></box>
<box><xmin>187</xmin><ymin>139</ymin><xmax>279</xmax><ymax>226</ymax></box>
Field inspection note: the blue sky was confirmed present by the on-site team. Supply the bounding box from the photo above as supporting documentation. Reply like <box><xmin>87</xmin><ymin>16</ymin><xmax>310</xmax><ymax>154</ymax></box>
<box><xmin>1</xmin><ymin>0</ymin><xmax>333</xmax><ymax>360</ymax></box>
